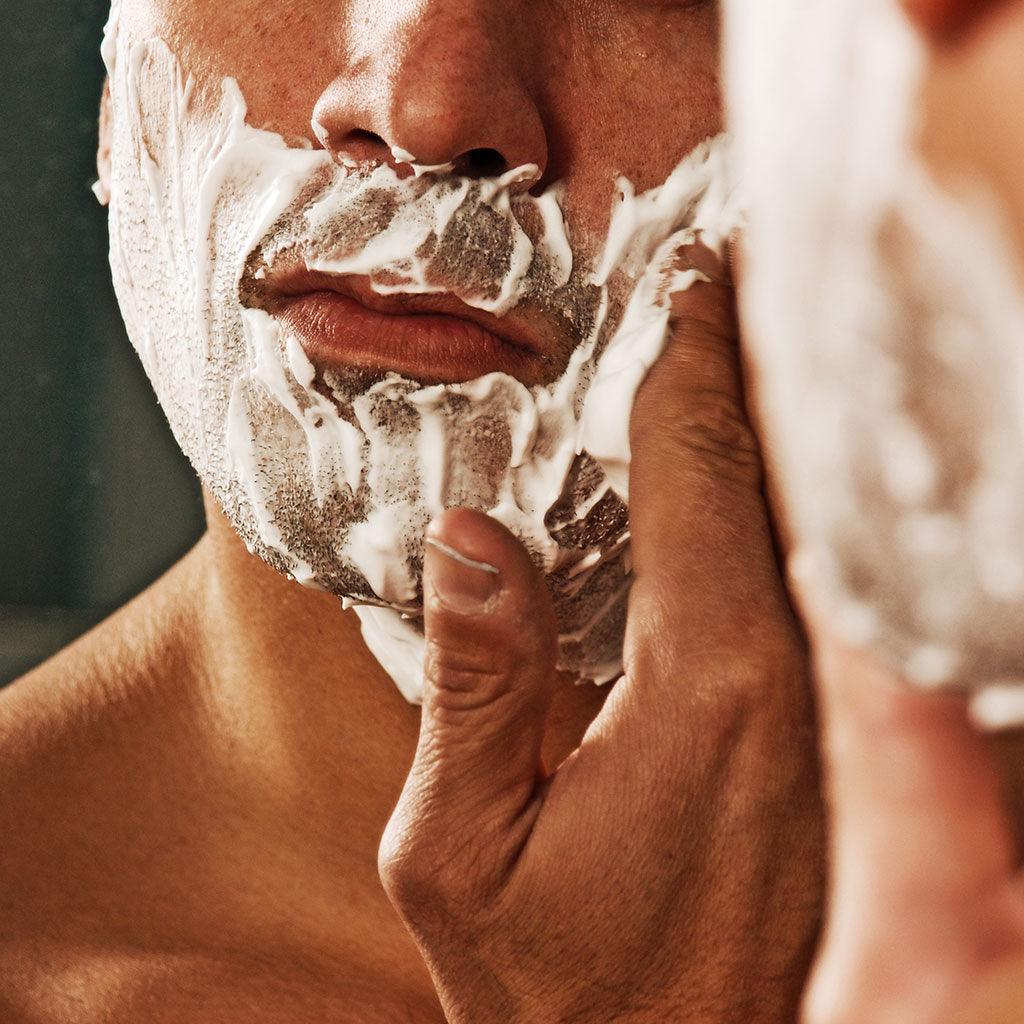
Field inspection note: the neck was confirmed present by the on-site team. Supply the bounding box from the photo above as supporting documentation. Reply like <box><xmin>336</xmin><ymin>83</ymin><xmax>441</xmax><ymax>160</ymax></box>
<box><xmin>191</xmin><ymin>496</ymin><xmax>608</xmax><ymax>890</ymax></box>
<box><xmin>196</xmin><ymin>498</ymin><xmax>418</xmax><ymax>860</ymax></box>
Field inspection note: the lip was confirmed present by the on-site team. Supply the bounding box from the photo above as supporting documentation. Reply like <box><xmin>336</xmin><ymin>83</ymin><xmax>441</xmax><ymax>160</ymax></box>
<box><xmin>256</xmin><ymin>269</ymin><xmax>556</xmax><ymax>386</ymax></box>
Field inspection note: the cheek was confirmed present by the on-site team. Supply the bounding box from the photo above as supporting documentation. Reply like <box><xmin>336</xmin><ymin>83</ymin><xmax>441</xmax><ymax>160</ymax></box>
<box><xmin>121</xmin><ymin>1</ymin><xmax>338</xmax><ymax>140</ymax></box>
<box><xmin>223</xmin><ymin>9</ymin><xmax>349</xmax><ymax>138</ymax></box>
<box><xmin>552</xmin><ymin>11</ymin><xmax>722</xmax><ymax>238</ymax></box>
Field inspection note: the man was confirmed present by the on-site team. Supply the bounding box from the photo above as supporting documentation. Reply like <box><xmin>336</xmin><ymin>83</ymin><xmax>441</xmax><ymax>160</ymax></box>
<box><xmin>723</xmin><ymin>0</ymin><xmax>1024</xmax><ymax>1020</ymax></box>
<box><xmin>0</xmin><ymin>1</ymin><xmax>824</xmax><ymax>1021</ymax></box>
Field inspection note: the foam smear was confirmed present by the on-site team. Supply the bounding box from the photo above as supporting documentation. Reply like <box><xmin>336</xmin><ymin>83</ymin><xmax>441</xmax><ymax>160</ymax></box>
<box><xmin>105</xmin><ymin>13</ymin><xmax>739</xmax><ymax>701</ymax></box>
<box><xmin>725</xmin><ymin>0</ymin><xmax>1024</xmax><ymax>725</ymax></box>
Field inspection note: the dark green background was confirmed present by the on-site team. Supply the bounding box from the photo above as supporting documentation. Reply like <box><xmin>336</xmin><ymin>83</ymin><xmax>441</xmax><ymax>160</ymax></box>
<box><xmin>1</xmin><ymin>0</ymin><xmax>206</xmax><ymax>683</ymax></box>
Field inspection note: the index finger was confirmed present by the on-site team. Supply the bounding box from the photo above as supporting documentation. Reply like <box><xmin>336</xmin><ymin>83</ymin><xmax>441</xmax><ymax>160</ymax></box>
<box><xmin>627</xmin><ymin>242</ymin><xmax>798</xmax><ymax>677</ymax></box>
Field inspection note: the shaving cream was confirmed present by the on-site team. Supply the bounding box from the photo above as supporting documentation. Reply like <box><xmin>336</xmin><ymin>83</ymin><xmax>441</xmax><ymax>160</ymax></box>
<box><xmin>724</xmin><ymin>0</ymin><xmax>1024</xmax><ymax>724</ymax></box>
<box><xmin>103</xmin><ymin>1</ymin><xmax>738</xmax><ymax>701</ymax></box>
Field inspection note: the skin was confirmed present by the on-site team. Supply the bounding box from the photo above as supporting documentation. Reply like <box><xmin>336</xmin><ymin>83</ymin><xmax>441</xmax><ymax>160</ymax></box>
<box><xmin>1</xmin><ymin>0</ymin><xmax>825</xmax><ymax>1021</ymax></box>
<box><xmin>380</xmin><ymin>267</ymin><xmax>824</xmax><ymax>1022</ymax></box>
<box><xmin>800</xmin><ymin>1</ymin><xmax>1024</xmax><ymax>1022</ymax></box>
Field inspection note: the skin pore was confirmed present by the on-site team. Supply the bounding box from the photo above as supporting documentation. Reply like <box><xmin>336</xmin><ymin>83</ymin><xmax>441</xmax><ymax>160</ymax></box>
<box><xmin>0</xmin><ymin>0</ymin><xmax>731</xmax><ymax>1021</ymax></box>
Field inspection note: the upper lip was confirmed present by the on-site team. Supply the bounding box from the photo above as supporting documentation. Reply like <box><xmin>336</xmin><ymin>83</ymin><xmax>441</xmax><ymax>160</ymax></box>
<box><xmin>254</xmin><ymin>265</ymin><xmax>553</xmax><ymax>361</ymax></box>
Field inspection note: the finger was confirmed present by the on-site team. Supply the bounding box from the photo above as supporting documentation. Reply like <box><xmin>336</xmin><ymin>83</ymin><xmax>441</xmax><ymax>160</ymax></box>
<box><xmin>628</xmin><ymin>244</ymin><xmax>796</xmax><ymax>669</ymax></box>
<box><xmin>379</xmin><ymin>508</ymin><xmax>557</xmax><ymax>904</ymax></box>
<box><xmin>607</xmin><ymin>245</ymin><xmax>815</xmax><ymax>860</ymax></box>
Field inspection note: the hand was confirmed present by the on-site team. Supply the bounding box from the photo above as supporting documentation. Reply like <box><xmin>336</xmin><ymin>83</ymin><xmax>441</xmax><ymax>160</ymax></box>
<box><xmin>379</xmin><ymin>256</ymin><xmax>825</xmax><ymax>1023</ymax></box>
<box><xmin>799</xmin><ymin>602</ymin><xmax>1024</xmax><ymax>1024</ymax></box>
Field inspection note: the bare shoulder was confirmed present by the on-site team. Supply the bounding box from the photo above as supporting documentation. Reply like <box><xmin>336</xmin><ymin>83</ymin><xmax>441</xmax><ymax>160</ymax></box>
<box><xmin>0</xmin><ymin>540</ymin><xmax>208</xmax><ymax>770</ymax></box>
<box><xmin>0</xmin><ymin>543</ymin><xmax>212</xmax><ymax>1020</ymax></box>
<box><xmin>0</xmin><ymin>537</ymin><xmax>444</xmax><ymax>1024</ymax></box>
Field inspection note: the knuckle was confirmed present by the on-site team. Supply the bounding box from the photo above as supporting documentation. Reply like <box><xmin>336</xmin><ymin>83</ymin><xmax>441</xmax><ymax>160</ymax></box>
<box><xmin>672</xmin><ymin>395</ymin><xmax>763</xmax><ymax>485</ymax></box>
<box><xmin>379</xmin><ymin>807</ymin><xmax>498</xmax><ymax>935</ymax></box>
<box><xmin>378</xmin><ymin>847</ymin><xmax>447</xmax><ymax>933</ymax></box>
<box><xmin>378</xmin><ymin>795</ymin><xmax>435</xmax><ymax>898</ymax></box>
<box><xmin>377</xmin><ymin>821</ymin><xmax>418</xmax><ymax>905</ymax></box>
<box><xmin>669</xmin><ymin>300</ymin><xmax>737</xmax><ymax>345</ymax></box>
<box><xmin>636</xmin><ymin>315</ymin><xmax>764</xmax><ymax>490</ymax></box>
<box><xmin>683</xmin><ymin>662</ymin><xmax>768</xmax><ymax>759</ymax></box>
<box><xmin>378</xmin><ymin>804</ymin><xmax>462</xmax><ymax>908</ymax></box>
<box><xmin>692</xmin><ymin>646</ymin><xmax>804</xmax><ymax>737</ymax></box>
<box><xmin>629</xmin><ymin>580</ymin><xmax>801</xmax><ymax>695</ymax></box>
<box><xmin>422</xmin><ymin>637</ymin><xmax>516</xmax><ymax>712</ymax></box>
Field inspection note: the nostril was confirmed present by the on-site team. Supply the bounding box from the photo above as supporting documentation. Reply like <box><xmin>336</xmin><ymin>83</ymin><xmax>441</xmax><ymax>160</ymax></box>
<box><xmin>454</xmin><ymin>148</ymin><xmax>507</xmax><ymax>179</ymax></box>
<box><xmin>319</xmin><ymin>127</ymin><xmax>391</xmax><ymax>168</ymax></box>
<box><xmin>340</xmin><ymin>128</ymin><xmax>390</xmax><ymax>158</ymax></box>
<box><xmin>348</xmin><ymin>129</ymin><xmax>387</xmax><ymax>147</ymax></box>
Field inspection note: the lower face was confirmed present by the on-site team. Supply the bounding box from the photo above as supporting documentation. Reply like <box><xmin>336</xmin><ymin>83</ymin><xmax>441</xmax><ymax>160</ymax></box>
<box><xmin>104</xmin><ymin>1</ymin><xmax>733</xmax><ymax>695</ymax></box>
<box><xmin>726</xmin><ymin>0</ymin><xmax>1024</xmax><ymax>692</ymax></box>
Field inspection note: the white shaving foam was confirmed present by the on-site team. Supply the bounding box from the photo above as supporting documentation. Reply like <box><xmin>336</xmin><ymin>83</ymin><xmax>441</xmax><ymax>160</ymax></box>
<box><xmin>105</xmin><ymin>9</ymin><xmax>738</xmax><ymax>701</ymax></box>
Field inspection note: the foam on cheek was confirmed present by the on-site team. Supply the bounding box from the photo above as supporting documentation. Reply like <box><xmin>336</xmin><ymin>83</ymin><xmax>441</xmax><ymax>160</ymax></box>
<box><xmin>105</xmin><ymin>13</ymin><xmax>739</xmax><ymax>702</ymax></box>
<box><xmin>725</xmin><ymin>0</ymin><xmax>1024</xmax><ymax>724</ymax></box>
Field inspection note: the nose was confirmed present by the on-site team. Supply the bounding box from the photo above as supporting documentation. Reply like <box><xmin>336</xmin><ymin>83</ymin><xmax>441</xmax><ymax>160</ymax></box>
<box><xmin>311</xmin><ymin>0</ymin><xmax>548</xmax><ymax>184</ymax></box>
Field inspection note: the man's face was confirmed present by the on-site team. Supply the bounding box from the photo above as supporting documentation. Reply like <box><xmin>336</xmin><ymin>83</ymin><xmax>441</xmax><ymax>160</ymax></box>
<box><xmin>725</xmin><ymin>0</ymin><xmax>1024</xmax><ymax>690</ymax></box>
<box><xmin>104</xmin><ymin>0</ymin><xmax>730</xmax><ymax>695</ymax></box>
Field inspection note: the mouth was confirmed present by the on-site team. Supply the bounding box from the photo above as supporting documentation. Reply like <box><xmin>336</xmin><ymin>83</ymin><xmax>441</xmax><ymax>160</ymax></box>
<box><xmin>253</xmin><ymin>268</ymin><xmax>560</xmax><ymax>386</ymax></box>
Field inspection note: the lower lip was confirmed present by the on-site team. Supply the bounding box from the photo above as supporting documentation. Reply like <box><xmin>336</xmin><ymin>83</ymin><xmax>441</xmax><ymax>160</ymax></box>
<box><xmin>265</xmin><ymin>291</ymin><xmax>545</xmax><ymax>385</ymax></box>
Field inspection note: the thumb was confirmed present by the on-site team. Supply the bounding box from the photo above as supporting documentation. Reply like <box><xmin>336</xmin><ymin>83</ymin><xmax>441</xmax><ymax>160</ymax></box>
<box><xmin>379</xmin><ymin>507</ymin><xmax>557</xmax><ymax>910</ymax></box>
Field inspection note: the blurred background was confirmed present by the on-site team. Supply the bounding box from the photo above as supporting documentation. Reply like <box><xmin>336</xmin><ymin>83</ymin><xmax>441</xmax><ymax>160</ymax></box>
<box><xmin>1</xmin><ymin>0</ymin><xmax>206</xmax><ymax>685</ymax></box>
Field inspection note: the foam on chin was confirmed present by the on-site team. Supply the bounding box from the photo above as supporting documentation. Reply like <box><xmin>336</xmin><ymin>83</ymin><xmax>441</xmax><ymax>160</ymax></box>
<box><xmin>104</xmin><ymin>3</ymin><xmax>739</xmax><ymax>701</ymax></box>
<box><xmin>725</xmin><ymin>0</ymin><xmax>1024</xmax><ymax>725</ymax></box>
